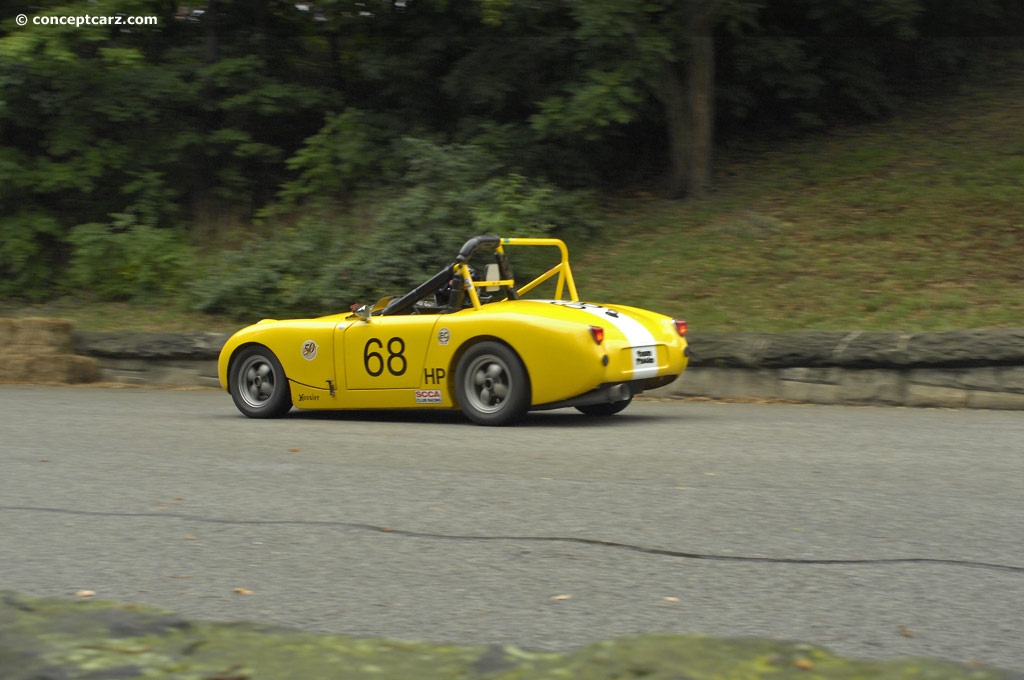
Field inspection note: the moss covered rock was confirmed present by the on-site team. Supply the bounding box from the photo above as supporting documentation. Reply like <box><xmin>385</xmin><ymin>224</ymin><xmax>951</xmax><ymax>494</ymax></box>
<box><xmin>1</xmin><ymin>592</ymin><xmax>1017</xmax><ymax>680</ymax></box>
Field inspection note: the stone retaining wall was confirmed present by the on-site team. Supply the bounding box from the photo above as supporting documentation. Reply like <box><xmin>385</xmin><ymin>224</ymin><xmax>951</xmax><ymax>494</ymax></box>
<box><xmin>652</xmin><ymin>329</ymin><xmax>1024</xmax><ymax>410</ymax></box>
<box><xmin>75</xmin><ymin>330</ymin><xmax>226</xmax><ymax>388</ymax></box>
<box><xmin>4</xmin><ymin>319</ymin><xmax>1022</xmax><ymax>410</ymax></box>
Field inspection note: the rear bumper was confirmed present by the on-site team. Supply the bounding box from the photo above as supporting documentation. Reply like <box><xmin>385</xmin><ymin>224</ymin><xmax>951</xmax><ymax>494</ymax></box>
<box><xmin>532</xmin><ymin>376</ymin><xmax>677</xmax><ymax>411</ymax></box>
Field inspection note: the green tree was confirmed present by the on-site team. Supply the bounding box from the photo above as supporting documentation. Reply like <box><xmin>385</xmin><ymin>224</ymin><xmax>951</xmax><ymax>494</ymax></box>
<box><xmin>0</xmin><ymin>0</ymin><xmax>334</xmax><ymax>298</ymax></box>
<box><xmin>1</xmin><ymin>0</ymin><xmax>189</xmax><ymax>292</ymax></box>
<box><xmin>517</xmin><ymin>0</ymin><xmax>762</xmax><ymax>198</ymax></box>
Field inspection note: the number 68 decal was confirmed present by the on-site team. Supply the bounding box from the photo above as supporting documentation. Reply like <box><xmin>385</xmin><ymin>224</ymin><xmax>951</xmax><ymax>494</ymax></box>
<box><xmin>364</xmin><ymin>337</ymin><xmax>407</xmax><ymax>376</ymax></box>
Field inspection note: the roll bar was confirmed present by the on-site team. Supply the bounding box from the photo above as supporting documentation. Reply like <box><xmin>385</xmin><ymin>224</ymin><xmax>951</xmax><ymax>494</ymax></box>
<box><xmin>377</xmin><ymin>234</ymin><xmax>579</xmax><ymax>316</ymax></box>
<box><xmin>456</xmin><ymin>234</ymin><xmax>501</xmax><ymax>262</ymax></box>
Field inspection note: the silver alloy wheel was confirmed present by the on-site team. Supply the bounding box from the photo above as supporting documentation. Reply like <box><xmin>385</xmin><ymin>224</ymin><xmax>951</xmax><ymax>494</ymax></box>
<box><xmin>236</xmin><ymin>353</ymin><xmax>278</xmax><ymax>410</ymax></box>
<box><xmin>462</xmin><ymin>353</ymin><xmax>514</xmax><ymax>415</ymax></box>
<box><xmin>454</xmin><ymin>341</ymin><xmax>529</xmax><ymax>426</ymax></box>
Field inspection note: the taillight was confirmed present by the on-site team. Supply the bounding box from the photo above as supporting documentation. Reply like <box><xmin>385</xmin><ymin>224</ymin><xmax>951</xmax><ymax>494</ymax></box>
<box><xmin>589</xmin><ymin>325</ymin><xmax>605</xmax><ymax>344</ymax></box>
<box><xmin>673</xmin><ymin>319</ymin><xmax>687</xmax><ymax>336</ymax></box>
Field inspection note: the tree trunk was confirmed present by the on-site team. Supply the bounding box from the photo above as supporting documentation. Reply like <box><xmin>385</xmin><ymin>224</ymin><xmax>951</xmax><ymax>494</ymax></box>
<box><xmin>687</xmin><ymin>35</ymin><xmax>715</xmax><ymax>198</ymax></box>
<box><xmin>204</xmin><ymin>0</ymin><xmax>218</xmax><ymax>64</ymax></box>
<box><xmin>660</xmin><ymin>36</ymin><xmax>715</xmax><ymax>198</ymax></box>
<box><xmin>661</xmin><ymin>60</ymin><xmax>692</xmax><ymax>198</ymax></box>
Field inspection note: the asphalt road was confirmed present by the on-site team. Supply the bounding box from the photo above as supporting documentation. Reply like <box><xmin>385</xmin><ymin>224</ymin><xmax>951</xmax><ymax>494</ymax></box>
<box><xmin>1</xmin><ymin>385</ymin><xmax>1022</xmax><ymax>670</ymax></box>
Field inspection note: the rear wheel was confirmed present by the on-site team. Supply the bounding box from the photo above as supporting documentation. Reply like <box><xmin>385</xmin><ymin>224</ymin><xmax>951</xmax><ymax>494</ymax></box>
<box><xmin>455</xmin><ymin>341</ymin><xmax>529</xmax><ymax>426</ymax></box>
<box><xmin>230</xmin><ymin>346</ymin><xmax>292</xmax><ymax>418</ymax></box>
<box><xmin>576</xmin><ymin>397</ymin><xmax>633</xmax><ymax>417</ymax></box>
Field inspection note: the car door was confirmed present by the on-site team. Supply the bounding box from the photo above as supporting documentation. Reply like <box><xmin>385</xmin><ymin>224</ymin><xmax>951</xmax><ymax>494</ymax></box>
<box><xmin>341</xmin><ymin>315</ymin><xmax>438</xmax><ymax>390</ymax></box>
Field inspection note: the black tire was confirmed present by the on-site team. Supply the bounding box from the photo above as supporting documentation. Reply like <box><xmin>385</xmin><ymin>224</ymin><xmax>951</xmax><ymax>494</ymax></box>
<box><xmin>576</xmin><ymin>397</ymin><xmax>633</xmax><ymax>417</ymax></box>
<box><xmin>229</xmin><ymin>345</ymin><xmax>292</xmax><ymax>418</ymax></box>
<box><xmin>455</xmin><ymin>341</ymin><xmax>530</xmax><ymax>426</ymax></box>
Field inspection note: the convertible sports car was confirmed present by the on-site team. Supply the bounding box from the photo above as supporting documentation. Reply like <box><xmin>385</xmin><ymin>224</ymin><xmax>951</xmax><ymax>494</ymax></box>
<box><xmin>218</xmin><ymin>235</ymin><xmax>689</xmax><ymax>425</ymax></box>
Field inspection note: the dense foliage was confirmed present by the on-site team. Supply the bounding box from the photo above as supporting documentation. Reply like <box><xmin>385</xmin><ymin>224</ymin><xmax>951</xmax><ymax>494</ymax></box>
<box><xmin>1</xmin><ymin>0</ymin><xmax>1020</xmax><ymax>314</ymax></box>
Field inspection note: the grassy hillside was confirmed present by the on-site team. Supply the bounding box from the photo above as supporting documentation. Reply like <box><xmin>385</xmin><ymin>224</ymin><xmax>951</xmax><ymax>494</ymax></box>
<box><xmin>3</xmin><ymin>57</ymin><xmax>1022</xmax><ymax>333</ymax></box>
<box><xmin>574</xmin><ymin>59</ymin><xmax>1024</xmax><ymax>332</ymax></box>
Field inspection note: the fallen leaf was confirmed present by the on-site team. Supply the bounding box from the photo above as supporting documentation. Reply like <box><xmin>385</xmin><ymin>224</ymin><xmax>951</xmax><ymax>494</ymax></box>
<box><xmin>663</xmin><ymin>596</ymin><xmax>680</xmax><ymax>603</ymax></box>
<box><xmin>233</xmin><ymin>588</ymin><xmax>254</xmax><ymax>596</ymax></box>
<box><xmin>288</xmin><ymin>449</ymin><xmax>301</xmax><ymax>453</ymax></box>
<box><xmin>206</xmin><ymin>663</ymin><xmax>250</xmax><ymax>680</ymax></box>
<box><xmin>82</xmin><ymin>644</ymin><xmax>152</xmax><ymax>654</ymax></box>
<box><xmin>184</xmin><ymin>535</ymin><xmax>198</xmax><ymax>541</ymax></box>
<box><xmin>549</xmin><ymin>594</ymin><xmax>572</xmax><ymax>601</ymax></box>
<box><xmin>75</xmin><ymin>590</ymin><xmax>96</xmax><ymax>598</ymax></box>
<box><xmin>794</xmin><ymin>657</ymin><xmax>814</xmax><ymax>670</ymax></box>
<box><xmin>898</xmin><ymin>625</ymin><xmax>915</xmax><ymax>638</ymax></box>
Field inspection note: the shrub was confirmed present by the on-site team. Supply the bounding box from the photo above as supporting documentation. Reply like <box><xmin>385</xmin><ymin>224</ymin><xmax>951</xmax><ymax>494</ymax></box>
<box><xmin>64</xmin><ymin>214</ymin><xmax>196</xmax><ymax>301</ymax></box>
<box><xmin>191</xmin><ymin>139</ymin><xmax>603</xmax><ymax>320</ymax></box>
<box><xmin>0</xmin><ymin>211</ymin><xmax>65</xmax><ymax>300</ymax></box>
<box><xmin>189</xmin><ymin>210</ymin><xmax>366</xmax><ymax>320</ymax></box>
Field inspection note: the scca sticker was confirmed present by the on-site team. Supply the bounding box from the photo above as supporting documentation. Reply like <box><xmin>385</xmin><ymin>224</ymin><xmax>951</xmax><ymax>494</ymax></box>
<box><xmin>415</xmin><ymin>389</ymin><xmax>443</xmax><ymax>404</ymax></box>
<box><xmin>301</xmin><ymin>340</ymin><xmax>318</xmax><ymax>361</ymax></box>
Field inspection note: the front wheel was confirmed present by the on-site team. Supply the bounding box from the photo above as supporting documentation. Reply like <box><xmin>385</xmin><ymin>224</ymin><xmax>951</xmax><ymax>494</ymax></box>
<box><xmin>576</xmin><ymin>397</ymin><xmax>632</xmax><ymax>417</ymax></box>
<box><xmin>455</xmin><ymin>341</ymin><xmax>530</xmax><ymax>426</ymax></box>
<box><xmin>230</xmin><ymin>346</ymin><xmax>292</xmax><ymax>418</ymax></box>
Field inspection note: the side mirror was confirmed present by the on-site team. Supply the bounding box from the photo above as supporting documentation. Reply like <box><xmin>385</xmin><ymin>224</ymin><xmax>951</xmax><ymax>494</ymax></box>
<box><xmin>351</xmin><ymin>303</ymin><xmax>371</xmax><ymax>321</ymax></box>
<box><xmin>351</xmin><ymin>296</ymin><xmax>395</xmax><ymax>321</ymax></box>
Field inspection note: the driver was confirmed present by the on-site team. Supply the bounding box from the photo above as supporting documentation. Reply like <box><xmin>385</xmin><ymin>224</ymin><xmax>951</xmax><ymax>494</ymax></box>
<box><xmin>435</xmin><ymin>266</ymin><xmax>478</xmax><ymax>309</ymax></box>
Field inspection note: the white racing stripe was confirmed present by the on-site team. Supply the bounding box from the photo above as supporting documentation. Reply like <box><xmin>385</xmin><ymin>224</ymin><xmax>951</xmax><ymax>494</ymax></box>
<box><xmin>546</xmin><ymin>301</ymin><xmax>660</xmax><ymax>379</ymax></box>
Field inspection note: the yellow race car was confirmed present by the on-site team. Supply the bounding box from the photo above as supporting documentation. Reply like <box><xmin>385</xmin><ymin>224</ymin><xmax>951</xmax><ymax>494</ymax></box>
<box><xmin>218</xmin><ymin>235</ymin><xmax>689</xmax><ymax>425</ymax></box>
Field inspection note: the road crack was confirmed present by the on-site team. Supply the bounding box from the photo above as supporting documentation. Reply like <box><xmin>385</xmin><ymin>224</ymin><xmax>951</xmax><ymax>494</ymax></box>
<box><xmin>4</xmin><ymin>505</ymin><xmax>1022</xmax><ymax>574</ymax></box>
